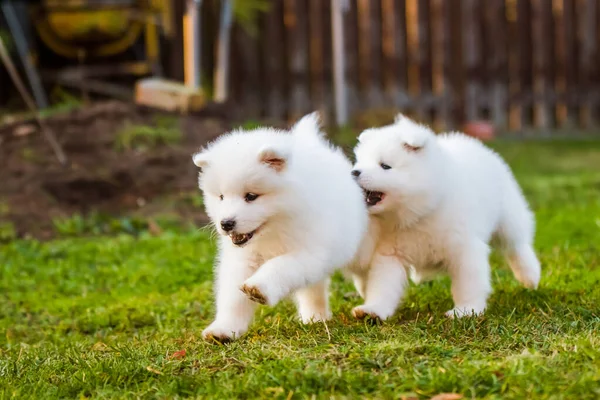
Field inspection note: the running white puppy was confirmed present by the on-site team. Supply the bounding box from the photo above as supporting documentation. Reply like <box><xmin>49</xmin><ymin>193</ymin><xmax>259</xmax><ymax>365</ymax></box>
<box><xmin>350</xmin><ymin>114</ymin><xmax>541</xmax><ymax>319</ymax></box>
<box><xmin>193</xmin><ymin>113</ymin><xmax>368</xmax><ymax>342</ymax></box>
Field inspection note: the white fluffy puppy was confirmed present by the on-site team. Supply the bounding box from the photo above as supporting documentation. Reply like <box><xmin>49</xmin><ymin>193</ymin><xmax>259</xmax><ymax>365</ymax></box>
<box><xmin>193</xmin><ymin>113</ymin><xmax>368</xmax><ymax>342</ymax></box>
<box><xmin>350</xmin><ymin>114</ymin><xmax>541</xmax><ymax>319</ymax></box>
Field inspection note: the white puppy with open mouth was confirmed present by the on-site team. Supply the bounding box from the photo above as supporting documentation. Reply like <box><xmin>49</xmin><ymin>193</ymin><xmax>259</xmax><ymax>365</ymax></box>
<box><xmin>349</xmin><ymin>114</ymin><xmax>541</xmax><ymax>320</ymax></box>
<box><xmin>193</xmin><ymin>113</ymin><xmax>368</xmax><ymax>342</ymax></box>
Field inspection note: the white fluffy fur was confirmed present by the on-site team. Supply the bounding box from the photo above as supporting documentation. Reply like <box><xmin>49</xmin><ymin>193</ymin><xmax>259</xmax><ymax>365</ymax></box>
<box><xmin>350</xmin><ymin>114</ymin><xmax>541</xmax><ymax>319</ymax></box>
<box><xmin>194</xmin><ymin>113</ymin><xmax>368</xmax><ymax>341</ymax></box>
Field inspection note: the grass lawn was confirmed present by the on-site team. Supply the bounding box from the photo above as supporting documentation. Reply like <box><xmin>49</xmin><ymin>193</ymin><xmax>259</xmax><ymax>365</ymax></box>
<box><xmin>1</xmin><ymin>139</ymin><xmax>600</xmax><ymax>399</ymax></box>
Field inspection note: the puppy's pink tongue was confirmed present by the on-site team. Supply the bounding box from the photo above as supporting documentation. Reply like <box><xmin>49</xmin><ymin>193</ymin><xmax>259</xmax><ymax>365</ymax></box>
<box><xmin>366</xmin><ymin>191</ymin><xmax>384</xmax><ymax>206</ymax></box>
<box><xmin>230</xmin><ymin>232</ymin><xmax>253</xmax><ymax>246</ymax></box>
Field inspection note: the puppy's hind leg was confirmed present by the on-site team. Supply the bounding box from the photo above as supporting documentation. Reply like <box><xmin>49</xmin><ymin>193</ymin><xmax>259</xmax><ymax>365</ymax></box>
<box><xmin>294</xmin><ymin>279</ymin><xmax>332</xmax><ymax>323</ymax></box>
<box><xmin>447</xmin><ymin>240</ymin><xmax>492</xmax><ymax>318</ymax></box>
<box><xmin>497</xmin><ymin>191</ymin><xmax>541</xmax><ymax>289</ymax></box>
<box><xmin>352</xmin><ymin>254</ymin><xmax>407</xmax><ymax>321</ymax></box>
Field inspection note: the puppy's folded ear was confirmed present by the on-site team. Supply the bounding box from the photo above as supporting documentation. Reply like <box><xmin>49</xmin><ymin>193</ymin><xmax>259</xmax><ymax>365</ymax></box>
<box><xmin>403</xmin><ymin>142</ymin><xmax>423</xmax><ymax>152</ymax></box>
<box><xmin>258</xmin><ymin>146</ymin><xmax>289</xmax><ymax>172</ymax></box>
<box><xmin>393</xmin><ymin>114</ymin><xmax>434</xmax><ymax>152</ymax></box>
<box><xmin>192</xmin><ymin>151</ymin><xmax>209</xmax><ymax>172</ymax></box>
<box><xmin>401</xmin><ymin>127</ymin><xmax>433</xmax><ymax>152</ymax></box>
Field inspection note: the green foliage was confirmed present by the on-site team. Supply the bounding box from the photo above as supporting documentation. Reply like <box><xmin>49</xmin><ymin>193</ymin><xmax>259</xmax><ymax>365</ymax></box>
<box><xmin>39</xmin><ymin>87</ymin><xmax>83</xmax><ymax>118</ymax></box>
<box><xmin>330</xmin><ymin>124</ymin><xmax>359</xmax><ymax>155</ymax></box>
<box><xmin>20</xmin><ymin>147</ymin><xmax>39</xmax><ymax>163</ymax></box>
<box><xmin>0</xmin><ymin>29</ymin><xmax>13</xmax><ymax>52</ymax></box>
<box><xmin>115</xmin><ymin>116</ymin><xmax>181</xmax><ymax>152</ymax></box>
<box><xmin>0</xmin><ymin>222</ymin><xmax>16</xmax><ymax>242</ymax></box>
<box><xmin>182</xmin><ymin>192</ymin><xmax>204</xmax><ymax>208</ymax></box>
<box><xmin>52</xmin><ymin>212</ymin><xmax>148</xmax><ymax>237</ymax></box>
<box><xmin>0</xmin><ymin>202</ymin><xmax>16</xmax><ymax>242</ymax></box>
<box><xmin>1</xmin><ymin>140</ymin><xmax>600</xmax><ymax>398</ymax></box>
<box><xmin>233</xmin><ymin>0</ymin><xmax>271</xmax><ymax>36</ymax></box>
<box><xmin>239</xmin><ymin>119</ymin><xmax>263</xmax><ymax>131</ymax></box>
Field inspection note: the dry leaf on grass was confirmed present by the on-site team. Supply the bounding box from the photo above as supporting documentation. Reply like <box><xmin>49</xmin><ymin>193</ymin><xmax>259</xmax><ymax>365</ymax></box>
<box><xmin>147</xmin><ymin>219</ymin><xmax>162</xmax><ymax>236</ymax></box>
<box><xmin>146</xmin><ymin>366</ymin><xmax>163</xmax><ymax>375</ymax></box>
<box><xmin>430</xmin><ymin>394</ymin><xmax>463</xmax><ymax>400</ymax></box>
<box><xmin>91</xmin><ymin>342</ymin><xmax>110</xmax><ymax>352</ymax></box>
<box><xmin>169</xmin><ymin>349</ymin><xmax>186</xmax><ymax>359</ymax></box>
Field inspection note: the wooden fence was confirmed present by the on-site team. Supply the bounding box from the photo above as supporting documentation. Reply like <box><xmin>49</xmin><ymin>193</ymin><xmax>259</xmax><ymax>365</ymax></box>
<box><xmin>198</xmin><ymin>0</ymin><xmax>600</xmax><ymax>133</ymax></box>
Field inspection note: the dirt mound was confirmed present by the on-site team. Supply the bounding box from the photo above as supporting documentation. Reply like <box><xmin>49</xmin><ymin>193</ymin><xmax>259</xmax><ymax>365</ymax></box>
<box><xmin>0</xmin><ymin>101</ymin><xmax>229</xmax><ymax>239</ymax></box>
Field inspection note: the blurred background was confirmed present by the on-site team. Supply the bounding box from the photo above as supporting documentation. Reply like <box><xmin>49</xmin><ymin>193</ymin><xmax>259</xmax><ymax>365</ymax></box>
<box><xmin>2</xmin><ymin>4</ymin><xmax>599</xmax><ymax>398</ymax></box>
<box><xmin>1</xmin><ymin>0</ymin><xmax>599</xmax><ymax>240</ymax></box>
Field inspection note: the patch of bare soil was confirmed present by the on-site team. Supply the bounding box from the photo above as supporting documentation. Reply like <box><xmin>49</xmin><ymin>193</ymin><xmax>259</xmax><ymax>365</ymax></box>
<box><xmin>0</xmin><ymin>101</ymin><xmax>230</xmax><ymax>239</ymax></box>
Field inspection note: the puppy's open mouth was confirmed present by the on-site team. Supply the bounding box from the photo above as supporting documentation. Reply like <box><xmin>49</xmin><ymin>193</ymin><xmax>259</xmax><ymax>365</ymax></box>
<box><xmin>363</xmin><ymin>190</ymin><xmax>385</xmax><ymax>207</ymax></box>
<box><xmin>228</xmin><ymin>228</ymin><xmax>259</xmax><ymax>246</ymax></box>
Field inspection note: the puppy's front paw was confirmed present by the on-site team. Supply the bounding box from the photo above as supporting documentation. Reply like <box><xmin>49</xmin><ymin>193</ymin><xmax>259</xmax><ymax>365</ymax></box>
<box><xmin>240</xmin><ymin>283</ymin><xmax>268</xmax><ymax>305</ymax></box>
<box><xmin>300</xmin><ymin>310</ymin><xmax>332</xmax><ymax>324</ymax></box>
<box><xmin>514</xmin><ymin>269</ymin><xmax>541</xmax><ymax>290</ymax></box>
<box><xmin>445</xmin><ymin>305</ymin><xmax>485</xmax><ymax>318</ymax></box>
<box><xmin>352</xmin><ymin>305</ymin><xmax>393</xmax><ymax>322</ymax></box>
<box><xmin>202</xmin><ymin>321</ymin><xmax>243</xmax><ymax>344</ymax></box>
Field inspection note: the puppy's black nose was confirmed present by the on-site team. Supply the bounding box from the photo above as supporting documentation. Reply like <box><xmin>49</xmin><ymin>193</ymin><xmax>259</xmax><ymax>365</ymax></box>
<box><xmin>351</xmin><ymin>170</ymin><xmax>361</xmax><ymax>178</ymax></box>
<box><xmin>220</xmin><ymin>219</ymin><xmax>236</xmax><ymax>232</ymax></box>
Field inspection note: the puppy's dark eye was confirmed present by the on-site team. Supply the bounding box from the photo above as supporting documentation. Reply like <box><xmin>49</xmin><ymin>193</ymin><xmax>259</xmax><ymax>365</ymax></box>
<box><xmin>244</xmin><ymin>193</ymin><xmax>260</xmax><ymax>202</ymax></box>
<box><xmin>380</xmin><ymin>163</ymin><xmax>391</xmax><ymax>170</ymax></box>
<box><xmin>219</xmin><ymin>195</ymin><xmax>224</xmax><ymax>201</ymax></box>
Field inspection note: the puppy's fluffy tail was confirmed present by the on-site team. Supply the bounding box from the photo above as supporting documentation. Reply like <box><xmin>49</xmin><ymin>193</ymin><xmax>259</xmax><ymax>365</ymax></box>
<box><xmin>497</xmin><ymin>177</ymin><xmax>542</xmax><ymax>289</ymax></box>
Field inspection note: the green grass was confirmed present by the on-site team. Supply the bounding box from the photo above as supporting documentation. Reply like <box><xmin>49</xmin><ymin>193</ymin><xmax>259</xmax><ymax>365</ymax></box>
<box><xmin>114</xmin><ymin>116</ymin><xmax>181</xmax><ymax>152</ymax></box>
<box><xmin>1</xmin><ymin>140</ymin><xmax>600</xmax><ymax>399</ymax></box>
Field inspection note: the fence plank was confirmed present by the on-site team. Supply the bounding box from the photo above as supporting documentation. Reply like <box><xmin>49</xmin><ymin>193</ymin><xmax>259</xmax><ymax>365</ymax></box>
<box><xmin>395</xmin><ymin>0</ymin><xmax>410</xmax><ymax>109</ymax></box>
<box><xmin>531</xmin><ymin>0</ymin><xmax>551</xmax><ymax>130</ymax></box>
<box><xmin>483</xmin><ymin>0</ymin><xmax>508</xmax><ymax>130</ymax></box>
<box><xmin>344</xmin><ymin>0</ymin><xmax>360</xmax><ymax>114</ymax></box>
<box><xmin>517</xmin><ymin>0</ymin><xmax>533</xmax><ymax>131</ymax></box>
<box><xmin>440</xmin><ymin>0</ymin><xmax>454</xmax><ymax>129</ymax></box>
<box><xmin>262</xmin><ymin>1</ymin><xmax>286</xmax><ymax>119</ymax></box>
<box><xmin>506</xmin><ymin>0</ymin><xmax>519</xmax><ymax>130</ymax></box>
<box><xmin>381</xmin><ymin>0</ymin><xmax>400</xmax><ymax>106</ymax></box>
<box><xmin>553</xmin><ymin>0</ymin><xmax>567</xmax><ymax>126</ymax></box>
<box><xmin>357</xmin><ymin>0</ymin><xmax>370</xmax><ymax>107</ymax></box>
<box><xmin>431</xmin><ymin>0</ymin><xmax>447</xmax><ymax>130</ymax></box>
<box><xmin>234</xmin><ymin>26</ymin><xmax>262</xmax><ymax>117</ymax></box>
<box><xmin>417</xmin><ymin>0</ymin><xmax>432</xmax><ymax>121</ymax></box>
<box><xmin>563</xmin><ymin>0</ymin><xmax>578</xmax><ymax>127</ymax></box>
<box><xmin>541</xmin><ymin>0</ymin><xmax>556</xmax><ymax>128</ymax></box>
<box><xmin>462</xmin><ymin>0</ymin><xmax>480</xmax><ymax>122</ymax></box>
<box><xmin>357</xmin><ymin>0</ymin><xmax>384</xmax><ymax>108</ymax></box>
<box><xmin>309</xmin><ymin>0</ymin><xmax>326</xmax><ymax>115</ymax></box>
<box><xmin>322</xmin><ymin>0</ymin><xmax>333</xmax><ymax>117</ymax></box>
<box><xmin>448</xmin><ymin>0</ymin><xmax>464</xmax><ymax>125</ymax></box>
<box><xmin>406</xmin><ymin>0</ymin><xmax>420</xmax><ymax>117</ymax></box>
<box><xmin>578</xmin><ymin>0</ymin><xmax>597</xmax><ymax>128</ymax></box>
<box><xmin>381</xmin><ymin>0</ymin><xmax>411</xmax><ymax>109</ymax></box>
<box><xmin>368</xmin><ymin>0</ymin><xmax>384</xmax><ymax>107</ymax></box>
<box><xmin>284</xmin><ymin>0</ymin><xmax>310</xmax><ymax>120</ymax></box>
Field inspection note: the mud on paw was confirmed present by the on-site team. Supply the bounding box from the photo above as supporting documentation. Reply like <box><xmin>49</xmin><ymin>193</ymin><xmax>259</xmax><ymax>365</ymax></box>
<box><xmin>240</xmin><ymin>284</ymin><xmax>268</xmax><ymax>305</ymax></box>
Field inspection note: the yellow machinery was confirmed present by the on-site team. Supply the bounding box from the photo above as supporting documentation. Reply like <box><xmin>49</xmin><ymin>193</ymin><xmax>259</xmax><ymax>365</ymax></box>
<box><xmin>2</xmin><ymin>0</ymin><xmax>207</xmax><ymax>111</ymax></box>
<box><xmin>28</xmin><ymin>0</ymin><xmax>174</xmax><ymax>98</ymax></box>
